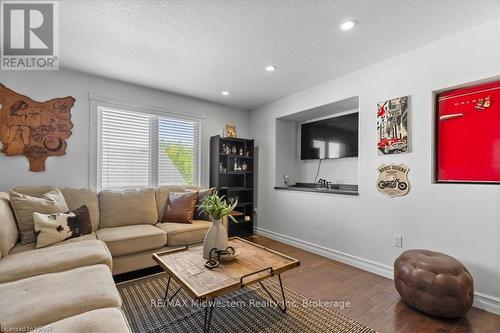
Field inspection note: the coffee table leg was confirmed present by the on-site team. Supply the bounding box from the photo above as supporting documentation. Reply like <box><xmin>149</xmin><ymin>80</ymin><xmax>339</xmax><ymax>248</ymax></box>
<box><xmin>258</xmin><ymin>274</ymin><xmax>287</xmax><ymax>313</ymax></box>
<box><xmin>163</xmin><ymin>275</ymin><xmax>182</xmax><ymax>303</ymax></box>
<box><xmin>203</xmin><ymin>299</ymin><xmax>216</xmax><ymax>333</ymax></box>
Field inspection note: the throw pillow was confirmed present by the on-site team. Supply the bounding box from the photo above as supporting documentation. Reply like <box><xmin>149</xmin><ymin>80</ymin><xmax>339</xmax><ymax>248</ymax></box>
<box><xmin>33</xmin><ymin>205</ymin><xmax>92</xmax><ymax>248</ymax></box>
<box><xmin>193</xmin><ymin>188</ymin><xmax>215</xmax><ymax>221</ymax></box>
<box><xmin>161</xmin><ymin>191</ymin><xmax>198</xmax><ymax>224</ymax></box>
<box><xmin>9</xmin><ymin>188</ymin><xmax>69</xmax><ymax>244</ymax></box>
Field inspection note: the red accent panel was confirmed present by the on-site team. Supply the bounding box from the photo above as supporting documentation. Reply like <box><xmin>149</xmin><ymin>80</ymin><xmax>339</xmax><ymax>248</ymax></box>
<box><xmin>437</xmin><ymin>81</ymin><xmax>500</xmax><ymax>182</ymax></box>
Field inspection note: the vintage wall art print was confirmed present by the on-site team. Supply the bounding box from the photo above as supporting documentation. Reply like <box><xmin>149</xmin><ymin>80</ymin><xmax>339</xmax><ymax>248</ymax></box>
<box><xmin>0</xmin><ymin>84</ymin><xmax>75</xmax><ymax>172</ymax></box>
<box><xmin>377</xmin><ymin>164</ymin><xmax>410</xmax><ymax>197</ymax></box>
<box><xmin>377</xmin><ymin>96</ymin><xmax>409</xmax><ymax>155</ymax></box>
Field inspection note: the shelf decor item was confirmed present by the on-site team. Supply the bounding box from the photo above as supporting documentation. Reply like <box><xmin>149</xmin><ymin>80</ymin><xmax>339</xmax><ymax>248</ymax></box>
<box><xmin>377</xmin><ymin>96</ymin><xmax>409</xmax><ymax>155</ymax></box>
<box><xmin>225</xmin><ymin>124</ymin><xmax>237</xmax><ymax>138</ymax></box>
<box><xmin>199</xmin><ymin>192</ymin><xmax>238</xmax><ymax>259</ymax></box>
<box><xmin>0</xmin><ymin>84</ymin><xmax>76</xmax><ymax>172</ymax></box>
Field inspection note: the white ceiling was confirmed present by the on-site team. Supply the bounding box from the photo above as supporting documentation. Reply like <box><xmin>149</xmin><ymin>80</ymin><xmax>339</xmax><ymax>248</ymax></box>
<box><xmin>59</xmin><ymin>0</ymin><xmax>500</xmax><ymax>110</ymax></box>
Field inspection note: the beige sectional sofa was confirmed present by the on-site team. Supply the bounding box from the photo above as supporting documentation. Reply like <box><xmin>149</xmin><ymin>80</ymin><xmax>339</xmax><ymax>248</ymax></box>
<box><xmin>0</xmin><ymin>185</ymin><xmax>213</xmax><ymax>333</ymax></box>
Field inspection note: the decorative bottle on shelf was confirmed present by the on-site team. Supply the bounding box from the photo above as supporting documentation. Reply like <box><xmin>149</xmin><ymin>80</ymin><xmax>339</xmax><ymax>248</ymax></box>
<box><xmin>234</xmin><ymin>159</ymin><xmax>238</xmax><ymax>171</ymax></box>
<box><xmin>239</xmin><ymin>148</ymin><xmax>244</xmax><ymax>156</ymax></box>
<box><xmin>242</xmin><ymin>161</ymin><xmax>247</xmax><ymax>171</ymax></box>
<box><xmin>231</xmin><ymin>146</ymin><xmax>237</xmax><ymax>154</ymax></box>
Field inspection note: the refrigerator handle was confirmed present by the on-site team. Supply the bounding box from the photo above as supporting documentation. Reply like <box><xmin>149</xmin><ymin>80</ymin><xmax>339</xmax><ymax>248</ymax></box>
<box><xmin>440</xmin><ymin>113</ymin><xmax>464</xmax><ymax>121</ymax></box>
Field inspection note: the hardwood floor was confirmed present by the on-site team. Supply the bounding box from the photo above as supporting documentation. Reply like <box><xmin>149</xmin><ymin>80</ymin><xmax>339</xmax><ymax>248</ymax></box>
<box><xmin>245</xmin><ymin>235</ymin><xmax>500</xmax><ymax>333</ymax></box>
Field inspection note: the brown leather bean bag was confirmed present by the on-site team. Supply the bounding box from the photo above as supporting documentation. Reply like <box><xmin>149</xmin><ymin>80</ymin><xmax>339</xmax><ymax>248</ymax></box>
<box><xmin>394</xmin><ymin>249</ymin><xmax>474</xmax><ymax>318</ymax></box>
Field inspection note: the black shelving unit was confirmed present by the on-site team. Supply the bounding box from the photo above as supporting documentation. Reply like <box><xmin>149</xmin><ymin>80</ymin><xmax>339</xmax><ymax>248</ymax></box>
<box><xmin>210</xmin><ymin>135</ymin><xmax>254</xmax><ymax>237</ymax></box>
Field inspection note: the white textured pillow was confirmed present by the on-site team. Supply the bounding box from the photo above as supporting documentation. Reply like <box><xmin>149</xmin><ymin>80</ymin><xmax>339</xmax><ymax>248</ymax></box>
<box><xmin>9</xmin><ymin>188</ymin><xmax>69</xmax><ymax>244</ymax></box>
<box><xmin>34</xmin><ymin>206</ymin><xmax>92</xmax><ymax>248</ymax></box>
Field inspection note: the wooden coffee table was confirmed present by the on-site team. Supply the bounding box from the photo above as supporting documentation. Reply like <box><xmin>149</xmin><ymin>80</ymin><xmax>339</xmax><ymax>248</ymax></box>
<box><xmin>153</xmin><ymin>237</ymin><xmax>300</xmax><ymax>333</ymax></box>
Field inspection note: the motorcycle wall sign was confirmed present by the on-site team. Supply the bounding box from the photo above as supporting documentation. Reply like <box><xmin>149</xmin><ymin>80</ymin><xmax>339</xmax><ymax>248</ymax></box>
<box><xmin>377</xmin><ymin>164</ymin><xmax>410</xmax><ymax>198</ymax></box>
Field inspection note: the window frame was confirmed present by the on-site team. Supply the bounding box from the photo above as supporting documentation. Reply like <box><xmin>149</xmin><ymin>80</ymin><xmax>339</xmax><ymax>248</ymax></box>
<box><xmin>89</xmin><ymin>94</ymin><xmax>203</xmax><ymax>191</ymax></box>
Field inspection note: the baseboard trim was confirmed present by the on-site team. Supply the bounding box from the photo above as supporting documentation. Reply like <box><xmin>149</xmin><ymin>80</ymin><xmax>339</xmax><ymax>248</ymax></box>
<box><xmin>255</xmin><ymin>227</ymin><xmax>393</xmax><ymax>278</ymax></box>
<box><xmin>254</xmin><ymin>226</ymin><xmax>500</xmax><ymax>315</ymax></box>
<box><xmin>473</xmin><ymin>292</ymin><xmax>500</xmax><ymax>315</ymax></box>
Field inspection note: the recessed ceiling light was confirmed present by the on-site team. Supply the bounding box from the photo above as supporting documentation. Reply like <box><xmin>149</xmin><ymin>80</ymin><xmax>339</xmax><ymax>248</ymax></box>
<box><xmin>265</xmin><ymin>65</ymin><xmax>276</xmax><ymax>72</ymax></box>
<box><xmin>340</xmin><ymin>20</ymin><xmax>356</xmax><ymax>31</ymax></box>
<box><xmin>221</xmin><ymin>91</ymin><xmax>229</xmax><ymax>96</ymax></box>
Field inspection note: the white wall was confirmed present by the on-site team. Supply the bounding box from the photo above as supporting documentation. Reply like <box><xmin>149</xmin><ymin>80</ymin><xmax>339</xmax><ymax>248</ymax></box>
<box><xmin>0</xmin><ymin>69</ymin><xmax>250</xmax><ymax>191</ymax></box>
<box><xmin>251</xmin><ymin>19</ymin><xmax>500</xmax><ymax>313</ymax></box>
<box><xmin>299</xmin><ymin>158</ymin><xmax>358</xmax><ymax>185</ymax></box>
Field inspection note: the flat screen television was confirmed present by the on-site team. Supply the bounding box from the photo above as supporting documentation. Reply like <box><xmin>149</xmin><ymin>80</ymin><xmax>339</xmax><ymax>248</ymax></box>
<box><xmin>301</xmin><ymin>113</ymin><xmax>358</xmax><ymax>160</ymax></box>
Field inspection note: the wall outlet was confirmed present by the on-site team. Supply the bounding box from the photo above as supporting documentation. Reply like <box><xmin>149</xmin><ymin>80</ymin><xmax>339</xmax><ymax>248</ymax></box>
<box><xmin>394</xmin><ymin>234</ymin><xmax>403</xmax><ymax>248</ymax></box>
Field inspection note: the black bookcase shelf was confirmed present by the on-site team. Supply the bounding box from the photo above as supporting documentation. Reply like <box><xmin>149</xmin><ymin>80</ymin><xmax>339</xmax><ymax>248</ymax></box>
<box><xmin>210</xmin><ymin>135</ymin><xmax>254</xmax><ymax>237</ymax></box>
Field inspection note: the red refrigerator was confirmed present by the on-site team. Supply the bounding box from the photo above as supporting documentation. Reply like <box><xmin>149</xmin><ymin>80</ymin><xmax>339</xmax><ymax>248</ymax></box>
<box><xmin>437</xmin><ymin>81</ymin><xmax>500</xmax><ymax>183</ymax></box>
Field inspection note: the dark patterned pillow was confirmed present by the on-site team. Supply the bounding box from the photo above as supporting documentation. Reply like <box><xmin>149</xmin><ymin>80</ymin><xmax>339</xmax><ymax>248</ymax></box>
<box><xmin>193</xmin><ymin>188</ymin><xmax>215</xmax><ymax>221</ymax></box>
<box><xmin>33</xmin><ymin>205</ymin><xmax>92</xmax><ymax>248</ymax></box>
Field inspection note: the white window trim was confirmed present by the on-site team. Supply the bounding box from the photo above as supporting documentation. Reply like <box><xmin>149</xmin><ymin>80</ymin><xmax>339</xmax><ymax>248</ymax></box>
<box><xmin>88</xmin><ymin>93</ymin><xmax>204</xmax><ymax>191</ymax></box>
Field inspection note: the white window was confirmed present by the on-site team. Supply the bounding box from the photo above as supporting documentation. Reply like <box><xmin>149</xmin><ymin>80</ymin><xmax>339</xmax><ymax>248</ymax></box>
<box><xmin>97</xmin><ymin>105</ymin><xmax>200</xmax><ymax>190</ymax></box>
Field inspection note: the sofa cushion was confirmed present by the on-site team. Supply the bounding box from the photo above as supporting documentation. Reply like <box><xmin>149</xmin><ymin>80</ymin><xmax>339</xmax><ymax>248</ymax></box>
<box><xmin>0</xmin><ymin>239</ymin><xmax>112</xmax><ymax>283</ymax></box>
<box><xmin>34</xmin><ymin>308</ymin><xmax>131</xmax><ymax>333</ymax></box>
<box><xmin>0</xmin><ymin>264</ymin><xmax>121</xmax><ymax>330</ymax></box>
<box><xmin>14</xmin><ymin>186</ymin><xmax>101</xmax><ymax>232</ymax></box>
<box><xmin>155</xmin><ymin>186</ymin><xmax>186</xmax><ymax>220</ymax></box>
<box><xmin>161</xmin><ymin>191</ymin><xmax>198</xmax><ymax>224</ymax></box>
<box><xmin>34</xmin><ymin>205</ymin><xmax>93</xmax><ymax>248</ymax></box>
<box><xmin>96</xmin><ymin>225</ymin><xmax>167</xmax><ymax>257</ymax></box>
<box><xmin>99</xmin><ymin>188</ymin><xmax>158</xmax><ymax>228</ymax></box>
<box><xmin>191</xmin><ymin>188</ymin><xmax>216</xmax><ymax>221</ymax></box>
<box><xmin>9</xmin><ymin>188</ymin><xmax>69</xmax><ymax>244</ymax></box>
<box><xmin>155</xmin><ymin>185</ymin><xmax>200</xmax><ymax>221</ymax></box>
<box><xmin>0</xmin><ymin>192</ymin><xmax>18</xmax><ymax>257</ymax></box>
<box><xmin>8</xmin><ymin>232</ymin><xmax>97</xmax><ymax>254</ymax></box>
<box><xmin>156</xmin><ymin>220</ymin><xmax>211</xmax><ymax>247</ymax></box>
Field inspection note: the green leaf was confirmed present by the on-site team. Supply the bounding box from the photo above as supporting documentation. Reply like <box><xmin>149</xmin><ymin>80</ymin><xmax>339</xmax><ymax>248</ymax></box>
<box><xmin>198</xmin><ymin>191</ymin><xmax>238</xmax><ymax>221</ymax></box>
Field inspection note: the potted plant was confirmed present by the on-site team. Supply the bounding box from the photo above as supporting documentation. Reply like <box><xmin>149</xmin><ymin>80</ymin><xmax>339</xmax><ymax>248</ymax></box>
<box><xmin>199</xmin><ymin>192</ymin><xmax>238</xmax><ymax>259</ymax></box>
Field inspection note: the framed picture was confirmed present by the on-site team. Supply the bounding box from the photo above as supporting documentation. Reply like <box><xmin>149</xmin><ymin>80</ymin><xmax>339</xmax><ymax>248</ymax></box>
<box><xmin>225</xmin><ymin>124</ymin><xmax>237</xmax><ymax>138</ymax></box>
<box><xmin>377</xmin><ymin>96</ymin><xmax>409</xmax><ymax>155</ymax></box>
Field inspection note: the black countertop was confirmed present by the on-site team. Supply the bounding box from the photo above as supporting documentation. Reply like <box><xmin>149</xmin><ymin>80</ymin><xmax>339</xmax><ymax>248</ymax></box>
<box><xmin>274</xmin><ymin>184</ymin><xmax>358</xmax><ymax>196</ymax></box>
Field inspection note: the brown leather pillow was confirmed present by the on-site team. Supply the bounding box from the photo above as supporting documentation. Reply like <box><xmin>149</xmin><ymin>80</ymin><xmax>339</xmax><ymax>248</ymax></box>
<box><xmin>161</xmin><ymin>191</ymin><xmax>198</xmax><ymax>224</ymax></box>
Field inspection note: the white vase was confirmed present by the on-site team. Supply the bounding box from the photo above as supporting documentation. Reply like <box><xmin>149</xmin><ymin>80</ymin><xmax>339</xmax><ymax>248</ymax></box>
<box><xmin>203</xmin><ymin>219</ymin><xmax>228</xmax><ymax>260</ymax></box>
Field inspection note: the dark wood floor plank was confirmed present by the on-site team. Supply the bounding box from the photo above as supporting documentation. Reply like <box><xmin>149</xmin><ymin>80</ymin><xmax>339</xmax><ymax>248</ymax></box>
<box><xmin>245</xmin><ymin>235</ymin><xmax>500</xmax><ymax>333</ymax></box>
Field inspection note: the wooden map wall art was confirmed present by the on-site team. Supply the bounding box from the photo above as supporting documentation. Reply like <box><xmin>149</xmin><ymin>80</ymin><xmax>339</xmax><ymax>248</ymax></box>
<box><xmin>0</xmin><ymin>84</ymin><xmax>75</xmax><ymax>172</ymax></box>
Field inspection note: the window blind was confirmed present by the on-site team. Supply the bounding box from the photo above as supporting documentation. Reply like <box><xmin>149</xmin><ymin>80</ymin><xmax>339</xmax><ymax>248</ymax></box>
<box><xmin>158</xmin><ymin>116</ymin><xmax>200</xmax><ymax>186</ymax></box>
<box><xmin>97</xmin><ymin>105</ymin><xmax>200</xmax><ymax>190</ymax></box>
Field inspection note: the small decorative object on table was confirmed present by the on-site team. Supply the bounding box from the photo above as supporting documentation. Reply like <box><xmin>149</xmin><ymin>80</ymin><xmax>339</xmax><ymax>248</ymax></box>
<box><xmin>199</xmin><ymin>192</ymin><xmax>238</xmax><ymax>260</ymax></box>
<box><xmin>204</xmin><ymin>246</ymin><xmax>237</xmax><ymax>269</ymax></box>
